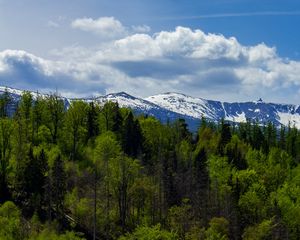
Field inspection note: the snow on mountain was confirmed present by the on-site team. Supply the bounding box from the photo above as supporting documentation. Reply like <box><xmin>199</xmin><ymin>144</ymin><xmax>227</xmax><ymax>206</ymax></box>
<box><xmin>1</xmin><ymin>86</ymin><xmax>300</xmax><ymax>130</ymax></box>
<box><xmin>0</xmin><ymin>86</ymin><xmax>70</xmax><ymax>115</ymax></box>
<box><xmin>92</xmin><ymin>92</ymin><xmax>200</xmax><ymax>128</ymax></box>
<box><xmin>0</xmin><ymin>86</ymin><xmax>47</xmax><ymax>100</ymax></box>
<box><xmin>94</xmin><ymin>92</ymin><xmax>157</xmax><ymax>111</ymax></box>
<box><xmin>277</xmin><ymin>112</ymin><xmax>300</xmax><ymax>129</ymax></box>
<box><xmin>145</xmin><ymin>92</ymin><xmax>300</xmax><ymax>128</ymax></box>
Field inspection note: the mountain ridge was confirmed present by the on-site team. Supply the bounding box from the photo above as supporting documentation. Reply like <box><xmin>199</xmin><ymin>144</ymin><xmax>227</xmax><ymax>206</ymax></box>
<box><xmin>1</xmin><ymin>86</ymin><xmax>300</xmax><ymax>131</ymax></box>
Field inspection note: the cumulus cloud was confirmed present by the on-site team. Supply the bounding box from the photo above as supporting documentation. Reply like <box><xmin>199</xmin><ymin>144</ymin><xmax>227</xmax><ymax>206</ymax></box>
<box><xmin>71</xmin><ymin>16</ymin><xmax>152</xmax><ymax>39</ymax></box>
<box><xmin>0</xmin><ymin>50</ymin><xmax>109</xmax><ymax>97</ymax></box>
<box><xmin>2</xmin><ymin>22</ymin><xmax>300</xmax><ymax>103</ymax></box>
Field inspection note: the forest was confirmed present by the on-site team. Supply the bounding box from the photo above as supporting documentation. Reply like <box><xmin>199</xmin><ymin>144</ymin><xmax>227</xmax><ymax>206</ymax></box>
<box><xmin>0</xmin><ymin>89</ymin><xmax>299</xmax><ymax>240</ymax></box>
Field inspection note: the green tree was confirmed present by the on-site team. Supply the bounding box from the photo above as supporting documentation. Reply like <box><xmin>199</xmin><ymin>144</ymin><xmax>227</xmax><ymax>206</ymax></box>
<box><xmin>242</xmin><ymin>219</ymin><xmax>274</xmax><ymax>240</ymax></box>
<box><xmin>225</xmin><ymin>135</ymin><xmax>247</xmax><ymax>170</ymax></box>
<box><xmin>0</xmin><ymin>201</ymin><xmax>25</xmax><ymax>240</ymax></box>
<box><xmin>208</xmin><ymin>156</ymin><xmax>233</xmax><ymax>215</ymax></box>
<box><xmin>121</xmin><ymin>111</ymin><xmax>143</xmax><ymax>158</ymax></box>
<box><xmin>94</xmin><ymin>131</ymin><xmax>121</xmax><ymax>238</ymax></box>
<box><xmin>32</xmin><ymin>94</ymin><xmax>46</xmax><ymax>145</ymax></box>
<box><xmin>100</xmin><ymin>101</ymin><xmax>123</xmax><ymax>133</ymax></box>
<box><xmin>18</xmin><ymin>91</ymin><xmax>34</xmax><ymax>142</ymax></box>
<box><xmin>275</xmin><ymin>166</ymin><xmax>300</xmax><ymax>239</ymax></box>
<box><xmin>119</xmin><ymin>224</ymin><xmax>178</xmax><ymax>240</ymax></box>
<box><xmin>63</xmin><ymin>100</ymin><xmax>88</xmax><ymax>161</ymax></box>
<box><xmin>218</xmin><ymin>119</ymin><xmax>232</xmax><ymax>155</ymax></box>
<box><xmin>87</xmin><ymin>102</ymin><xmax>100</xmax><ymax>141</ymax></box>
<box><xmin>205</xmin><ymin>217</ymin><xmax>229</xmax><ymax>240</ymax></box>
<box><xmin>14</xmin><ymin>147</ymin><xmax>48</xmax><ymax>215</ymax></box>
<box><xmin>110</xmin><ymin>155</ymin><xmax>140</xmax><ymax>232</ymax></box>
<box><xmin>45</xmin><ymin>94</ymin><xmax>65</xmax><ymax>144</ymax></box>
<box><xmin>0</xmin><ymin>119</ymin><xmax>13</xmax><ymax>202</ymax></box>
<box><xmin>168</xmin><ymin>199</ymin><xmax>193</xmax><ymax>239</ymax></box>
<box><xmin>51</xmin><ymin>154</ymin><xmax>66</xmax><ymax>219</ymax></box>
<box><xmin>192</xmin><ymin>145</ymin><xmax>209</xmax><ymax>221</ymax></box>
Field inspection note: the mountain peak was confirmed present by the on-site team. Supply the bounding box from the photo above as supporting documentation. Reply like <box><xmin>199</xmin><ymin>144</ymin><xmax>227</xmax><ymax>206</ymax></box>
<box><xmin>107</xmin><ymin>92</ymin><xmax>136</xmax><ymax>100</ymax></box>
<box><xmin>257</xmin><ymin>98</ymin><xmax>263</xmax><ymax>103</ymax></box>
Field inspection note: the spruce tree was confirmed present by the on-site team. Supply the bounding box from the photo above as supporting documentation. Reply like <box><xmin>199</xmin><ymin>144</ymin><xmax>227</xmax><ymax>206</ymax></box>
<box><xmin>51</xmin><ymin>154</ymin><xmax>66</xmax><ymax>218</ymax></box>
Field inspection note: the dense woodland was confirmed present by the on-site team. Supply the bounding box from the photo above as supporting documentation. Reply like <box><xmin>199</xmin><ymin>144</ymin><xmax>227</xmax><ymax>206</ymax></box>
<box><xmin>0</xmin><ymin>90</ymin><xmax>299</xmax><ymax>240</ymax></box>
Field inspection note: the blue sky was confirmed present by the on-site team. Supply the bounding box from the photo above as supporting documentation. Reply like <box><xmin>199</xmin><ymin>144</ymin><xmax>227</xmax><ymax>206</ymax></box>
<box><xmin>0</xmin><ymin>0</ymin><xmax>300</xmax><ymax>103</ymax></box>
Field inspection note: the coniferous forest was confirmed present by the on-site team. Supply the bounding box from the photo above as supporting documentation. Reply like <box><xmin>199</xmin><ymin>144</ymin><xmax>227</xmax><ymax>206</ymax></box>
<box><xmin>0</xmin><ymin>90</ymin><xmax>300</xmax><ymax>240</ymax></box>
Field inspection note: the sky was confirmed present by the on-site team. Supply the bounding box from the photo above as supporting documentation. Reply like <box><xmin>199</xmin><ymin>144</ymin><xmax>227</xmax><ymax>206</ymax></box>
<box><xmin>0</xmin><ymin>0</ymin><xmax>300</xmax><ymax>103</ymax></box>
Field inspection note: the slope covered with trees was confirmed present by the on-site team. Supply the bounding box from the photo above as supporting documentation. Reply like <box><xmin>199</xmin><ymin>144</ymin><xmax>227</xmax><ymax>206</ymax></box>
<box><xmin>0</xmin><ymin>90</ymin><xmax>299</xmax><ymax>240</ymax></box>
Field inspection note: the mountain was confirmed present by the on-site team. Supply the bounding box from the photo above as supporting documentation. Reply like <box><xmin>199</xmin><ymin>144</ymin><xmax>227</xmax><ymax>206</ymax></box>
<box><xmin>146</xmin><ymin>92</ymin><xmax>300</xmax><ymax>129</ymax></box>
<box><xmin>85</xmin><ymin>92</ymin><xmax>200</xmax><ymax>130</ymax></box>
<box><xmin>1</xmin><ymin>86</ymin><xmax>300</xmax><ymax>131</ymax></box>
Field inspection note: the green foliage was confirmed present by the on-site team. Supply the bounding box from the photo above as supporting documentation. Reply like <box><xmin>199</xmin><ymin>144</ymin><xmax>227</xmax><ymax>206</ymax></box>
<box><xmin>208</xmin><ymin>155</ymin><xmax>233</xmax><ymax>198</ymax></box>
<box><xmin>110</xmin><ymin>155</ymin><xmax>141</xmax><ymax>230</ymax></box>
<box><xmin>0</xmin><ymin>201</ymin><xmax>24</xmax><ymax>240</ymax></box>
<box><xmin>94</xmin><ymin>131</ymin><xmax>121</xmax><ymax>165</ymax></box>
<box><xmin>275</xmin><ymin>165</ymin><xmax>300</xmax><ymax>239</ymax></box>
<box><xmin>0</xmin><ymin>91</ymin><xmax>299</xmax><ymax>240</ymax></box>
<box><xmin>238</xmin><ymin>186</ymin><xmax>266</xmax><ymax>224</ymax></box>
<box><xmin>63</xmin><ymin>100</ymin><xmax>88</xmax><ymax>161</ymax></box>
<box><xmin>224</xmin><ymin>134</ymin><xmax>247</xmax><ymax>169</ymax></box>
<box><xmin>119</xmin><ymin>224</ymin><xmax>178</xmax><ymax>240</ymax></box>
<box><xmin>99</xmin><ymin>101</ymin><xmax>123</xmax><ymax>133</ymax></box>
<box><xmin>0</xmin><ymin>118</ymin><xmax>13</xmax><ymax>202</ymax></box>
<box><xmin>185</xmin><ymin>226</ymin><xmax>206</xmax><ymax>240</ymax></box>
<box><xmin>44</xmin><ymin>94</ymin><xmax>65</xmax><ymax>144</ymax></box>
<box><xmin>121</xmin><ymin>111</ymin><xmax>143</xmax><ymax>158</ymax></box>
<box><xmin>168</xmin><ymin>199</ymin><xmax>192</xmax><ymax>239</ymax></box>
<box><xmin>29</xmin><ymin>229</ymin><xmax>84</xmax><ymax>240</ymax></box>
<box><xmin>51</xmin><ymin>154</ymin><xmax>66</xmax><ymax>215</ymax></box>
<box><xmin>242</xmin><ymin>219</ymin><xmax>274</xmax><ymax>240</ymax></box>
<box><xmin>205</xmin><ymin>217</ymin><xmax>229</xmax><ymax>240</ymax></box>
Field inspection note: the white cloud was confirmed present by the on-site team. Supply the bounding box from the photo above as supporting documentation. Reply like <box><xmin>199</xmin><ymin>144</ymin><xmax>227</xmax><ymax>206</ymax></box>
<box><xmin>2</xmin><ymin>21</ymin><xmax>300</xmax><ymax>103</ymax></box>
<box><xmin>71</xmin><ymin>17</ymin><xmax>127</xmax><ymax>39</ymax></box>
<box><xmin>71</xmin><ymin>16</ymin><xmax>152</xmax><ymax>39</ymax></box>
<box><xmin>0</xmin><ymin>49</ymin><xmax>109</xmax><ymax>97</ymax></box>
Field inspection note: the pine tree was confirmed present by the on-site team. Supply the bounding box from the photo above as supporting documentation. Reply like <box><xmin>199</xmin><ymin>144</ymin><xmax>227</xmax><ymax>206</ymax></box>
<box><xmin>121</xmin><ymin>112</ymin><xmax>143</xmax><ymax>158</ymax></box>
<box><xmin>218</xmin><ymin>119</ymin><xmax>232</xmax><ymax>155</ymax></box>
<box><xmin>51</xmin><ymin>154</ymin><xmax>66</xmax><ymax>218</ymax></box>
<box><xmin>87</xmin><ymin>102</ymin><xmax>100</xmax><ymax>141</ymax></box>
<box><xmin>14</xmin><ymin>147</ymin><xmax>48</xmax><ymax>215</ymax></box>
<box><xmin>192</xmin><ymin>146</ymin><xmax>209</xmax><ymax>221</ymax></box>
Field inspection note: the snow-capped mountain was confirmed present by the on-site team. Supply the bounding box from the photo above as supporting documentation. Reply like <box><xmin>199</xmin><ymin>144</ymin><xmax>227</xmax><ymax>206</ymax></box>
<box><xmin>145</xmin><ymin>92</ymin><xmax>300</xmax><ymax>129</ymax></box>
<box><xmin>0</xmin><ymin>87</ymin><xmax>199</xmax><ymax>129</ymax></box>
<box><xmin>90</xmin><ymin>92</ymin><xmax>199</xmax><ymax>129</ymax></box>
<box><xmin>1</xmin><ymin>86</ymin><xmax>300</xmax><ymax>131</ymax></box>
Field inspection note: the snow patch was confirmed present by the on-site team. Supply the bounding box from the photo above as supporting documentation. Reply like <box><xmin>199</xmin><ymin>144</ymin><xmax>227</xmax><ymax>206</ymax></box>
<box><xmin>225</xmin><ymin>112</ymin><xmax>247</xmax><ymax>123</ymax></box>
<box><xmin>145</xmin><ymin>92</ymin><xmax>209</xmax><ymax>118</ymax></box>
<box><xmin>278</xmin><ymin>112</ymin><xmax>300</xmax><ymax>128</ymax></box>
